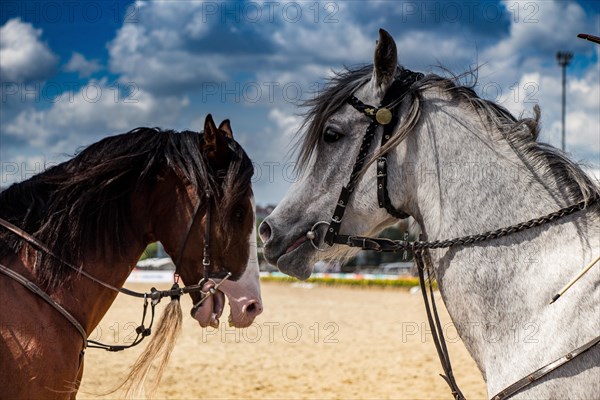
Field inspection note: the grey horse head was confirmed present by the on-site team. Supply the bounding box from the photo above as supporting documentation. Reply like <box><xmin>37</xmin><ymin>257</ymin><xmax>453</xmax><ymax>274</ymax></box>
<box><xmin>260</xmin><ymin>29</ymin><xmax>407</xmax><ymax>279</ymax></box>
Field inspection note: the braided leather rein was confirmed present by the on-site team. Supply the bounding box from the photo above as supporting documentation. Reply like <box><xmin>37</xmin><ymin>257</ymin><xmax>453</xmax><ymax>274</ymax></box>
<box><xmin>321</xmin><ymin>197</ymin><xmax>598</xmax><ymax>400</ymax></box>
<box><xmin>332</xmin><ymin>198</ymin><xmax>593</xmax><ymax>253</ymax></box>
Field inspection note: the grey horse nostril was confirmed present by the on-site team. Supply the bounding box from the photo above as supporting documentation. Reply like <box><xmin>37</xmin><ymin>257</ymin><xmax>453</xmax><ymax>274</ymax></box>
<box><xmin>258</xmin><ymin>220</ymin><xmax>272</xmax><ymax>244</ymax></box>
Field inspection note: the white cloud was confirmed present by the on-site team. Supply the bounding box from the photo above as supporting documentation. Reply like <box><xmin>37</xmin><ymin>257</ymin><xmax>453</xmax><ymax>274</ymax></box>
<box><xmin>3</xmin><ymin>0</ymin><xmax>598</xmax><ymax>204</ymax></box>
<box><xmin>0</xmin><ymin>154</ymin><xmax>53</xmax><ymax>187</ymax></box>
<box><xmin>64</xmin><ymin>52</ymin><xmax>102</xmax><ymax>78</ymax></box>
<box><xmin>107</xmin><ymin>2</ymin><xmax>231</xmax><ymax>94</ymax></box>
<box><xmin>489</xmin><ymin>62</ymin><xmax>600</xmax><ymax>163</ymax></box>
<box><xmin>473</xmin><ymin>1</ymin><xmax>599</xmax><ymax>164</ymax></box>
<box><xmin>105</xmin><ymin>1</ymin><xmax>385</xmax><ymax>96</ymax></box>
<box><xmin>4</xmin><ymin>110</ymin><xmax>51</xmax><ymax>148</ymax></box>
<box><xmin>395</xmin><ymin>31</ymin><xmax>476</xmax><ymax>71</ymax></box>
<box><xmin>479</xmin><ymin>1</ymin><xmax>595</xmax><ymax>81</ymax></box>
<box><xmin>494</xmin><ymin>1</ymin><xmax>588</xmax><ymax>58</ymax></box>
<box><xmin>273</xmin><ymin>22</ymin><xmax>373</xmax><ymax>65</ymax></box>
<box><xmin>5</xmin><ymin>79</ymin><xmax>189</xmax><ymax>153</ymax></box>
<box><xmin>108</xmin><ymin>24</ymin><xmax>227</xmax><ymax>94</ymax></box>
<box><xmin>0</xmin><ymin>18</ymin><xmax>58</xmax><ymax>83</ymax></box>
<box><xmin>268</xmin><ymin>108</ymin><xmax>302</xmax><ymax>140</ymax></box>
<box><xmin>564</xmin><ymin>70</ymin><xmax>600</xmax><ymax>159</ymax></box>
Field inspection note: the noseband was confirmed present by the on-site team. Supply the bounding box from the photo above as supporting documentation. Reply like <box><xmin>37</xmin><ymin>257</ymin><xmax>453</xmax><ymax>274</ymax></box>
<box><xmin>307</xmin><ymin>68</ymin><xmax>600</xmax><ymax>400</ymax></box>
<box><xmin>0</xmin><ymin>189</ymin><xmax>231</xmax><ymax>354</ymax></box>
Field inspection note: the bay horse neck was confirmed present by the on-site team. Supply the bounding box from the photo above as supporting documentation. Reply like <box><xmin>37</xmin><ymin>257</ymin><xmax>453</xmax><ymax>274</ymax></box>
<box><xmin>138</xmin><ymin>167</ymin><xmax>203</xmax><ymax>263</ymax></box>
<box><xmin>399</xmin><ymin>85</ymin><xmax>600</xmax><ymax>394</ymax></box>
<box><xmin>30</xmin><ymin>173</ymin><xmax>190</xmax><ymax>334</ymax></box>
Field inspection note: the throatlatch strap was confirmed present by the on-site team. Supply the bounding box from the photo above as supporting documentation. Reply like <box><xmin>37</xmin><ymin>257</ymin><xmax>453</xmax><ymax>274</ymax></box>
<box><xmin>375</xmin><ymin>69</ymin><xmax>422</xmax><ymax>220</ymax></box>
<box><xmin>377</xmin><ymin>114</ymin><xmax>410</xmax><ymax>219</ymax></box>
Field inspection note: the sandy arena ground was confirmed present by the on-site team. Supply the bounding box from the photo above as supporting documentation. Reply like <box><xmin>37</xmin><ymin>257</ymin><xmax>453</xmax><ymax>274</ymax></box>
<box><xmin>78</xmin><ymin>281</ymin><xmax>487</xmax><ymax>399</ymax></box>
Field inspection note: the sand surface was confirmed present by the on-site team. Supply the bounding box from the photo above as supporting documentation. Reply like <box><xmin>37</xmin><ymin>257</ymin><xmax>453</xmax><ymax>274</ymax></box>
<box><xmin>78</xmin><ymin>281</ymin><xmax>487</xmax><ymax>399</ymax></box>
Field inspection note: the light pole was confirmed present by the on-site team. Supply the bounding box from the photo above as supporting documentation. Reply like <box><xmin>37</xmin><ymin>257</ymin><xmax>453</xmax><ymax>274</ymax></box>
<box><xmin>556</xmin><ymin>51</ymin><xmax>573</xmax><ymax>152</ymax></box>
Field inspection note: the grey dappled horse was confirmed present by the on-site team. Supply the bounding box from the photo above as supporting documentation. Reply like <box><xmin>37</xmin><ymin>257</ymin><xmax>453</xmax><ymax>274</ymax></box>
<box><xmin>260</xmin><ymin>30</ymin><xmax>599</xmax><ymax>399</ymax></box>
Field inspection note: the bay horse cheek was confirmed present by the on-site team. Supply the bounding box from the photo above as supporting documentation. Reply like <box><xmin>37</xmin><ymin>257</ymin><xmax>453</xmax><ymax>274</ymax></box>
<box><xmin>219</xmin><ymin>222</ymin><xmax>263</xmax><ymax>328</ymax></box>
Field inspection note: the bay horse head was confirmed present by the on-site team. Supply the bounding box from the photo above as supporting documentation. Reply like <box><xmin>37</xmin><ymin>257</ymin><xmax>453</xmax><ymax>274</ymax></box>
<box><xmin>0</xmin><ymin>112</ymin><xmax>260</xmax><ymax>398</ymax></box>
<box><xmin>139</xmin><ymin>114</ymin><xmax>259</xmax><ymax>326</ymax></box>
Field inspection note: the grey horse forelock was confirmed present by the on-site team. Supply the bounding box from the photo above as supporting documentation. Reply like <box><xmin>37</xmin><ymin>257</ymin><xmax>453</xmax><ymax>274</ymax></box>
<box><xmin>298</xmin><ymin>66</ymin><xmax>600</xmax><ymax>213</ymax></box>
<box><xmin>294</xmin><ymin>65</ymin><xmax>373</xmax><ymax>173</ymax></box>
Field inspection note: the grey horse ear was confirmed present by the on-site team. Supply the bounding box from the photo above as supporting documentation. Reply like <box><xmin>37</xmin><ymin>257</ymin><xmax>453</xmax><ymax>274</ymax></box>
<box><xmin>373</xmin><ymin>29</ymin><xmax>397</xmax><ymax>91</ymax></box>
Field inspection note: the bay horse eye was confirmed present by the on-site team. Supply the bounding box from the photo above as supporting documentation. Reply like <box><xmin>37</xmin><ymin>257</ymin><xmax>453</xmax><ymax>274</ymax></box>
<box><xmin>324</xmin><ymin>127</ymin><xmax>343</xmax><ymax>143</ymax></box>
<box><xmin>233</xmin><ymin>207</ymin><xmax>244</xmax><ymax>222</ymax></box>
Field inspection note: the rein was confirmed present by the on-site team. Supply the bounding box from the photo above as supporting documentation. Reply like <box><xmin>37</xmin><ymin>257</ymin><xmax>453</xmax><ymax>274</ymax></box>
<box><xmin>0</xmin><ymin>190</ymin><xmax>230</xmax><ymax>353</ymax></box>
<box><xmin>311</xmin><ymin>68</ymin><xmax>600</xmax><ymax>400</ymax></box>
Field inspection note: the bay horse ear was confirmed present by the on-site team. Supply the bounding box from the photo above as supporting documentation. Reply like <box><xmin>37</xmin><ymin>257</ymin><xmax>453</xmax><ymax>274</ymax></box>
<box><xmin>373</xmin><ymin>28</ymin><xmax>397</xmax><ymax>91</ymax></box>
<box><xmin>203</xmin><ymin>114</ymin><xmax>218</xmax><ymax>153</ymax></box>
<box><xmin>203</xmin><ymin>114</ymin><xmax>233</xmax><ymax>166</ymax></box>
<box><xmin>218</xmin><ymin>119</ymin><xmax>234</xmax><ymax>139</ymax></box>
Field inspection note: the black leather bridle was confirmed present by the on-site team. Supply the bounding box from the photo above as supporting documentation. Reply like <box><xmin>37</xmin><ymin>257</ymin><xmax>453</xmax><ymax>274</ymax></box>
<box><xmin>309</xmin><ymin>68</ymin><xmax>600</xmax><ymax>400</ymax></box>
<box><xmin>323</xmin><ymin>69</ymin><xmax>423</xmax><ymax>247</ymax></box>
<box><xmin>0</xmin><ymin>189</ymin><xmax>230</xmax><ymax>354</ymax></box>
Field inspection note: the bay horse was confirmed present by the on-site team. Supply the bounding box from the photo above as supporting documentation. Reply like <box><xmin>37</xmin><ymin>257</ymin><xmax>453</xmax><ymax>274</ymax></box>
<box><xmin>0</xmin><ymin>115</ymin><xmax>261</xmax><ymax>399</ymax></box>
<box><xmin>260</xmin><ymin>30</ymin><xmax>599</xmax><ymax>399</ymax></box>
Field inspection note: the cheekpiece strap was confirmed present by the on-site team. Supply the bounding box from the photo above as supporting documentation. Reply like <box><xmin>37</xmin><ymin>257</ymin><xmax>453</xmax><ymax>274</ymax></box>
<box><xmin>324</xmin><ymin>69</ymin><xmax>423</xmax><ymax>245</ymax></box>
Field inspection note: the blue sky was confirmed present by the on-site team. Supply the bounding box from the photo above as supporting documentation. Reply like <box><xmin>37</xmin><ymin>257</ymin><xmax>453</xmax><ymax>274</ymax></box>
<box><xmin>1</xmin><ymin>0</ymin><xmax>599</xmax><ymax>205</ymax></box>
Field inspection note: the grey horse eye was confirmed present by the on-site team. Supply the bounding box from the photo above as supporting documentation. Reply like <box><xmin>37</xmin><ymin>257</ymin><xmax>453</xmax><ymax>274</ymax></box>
<box><xmin>324</xmin><ymin>127</ymin><xmax>343</xmax><ymax>143</ymax></box>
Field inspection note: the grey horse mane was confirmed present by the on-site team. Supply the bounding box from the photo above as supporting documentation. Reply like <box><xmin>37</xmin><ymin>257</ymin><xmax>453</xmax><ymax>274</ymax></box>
<box><xmin>296</xmin><ymin>64</ymin><xmax>600</xmax><ymax>214</ymax></box>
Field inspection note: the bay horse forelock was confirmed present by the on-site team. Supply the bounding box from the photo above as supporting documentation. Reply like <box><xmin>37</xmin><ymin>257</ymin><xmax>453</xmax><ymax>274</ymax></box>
<box><xmin>261</xmin><ymin>29</ymin><xmax>600</xmax><ymax>399</ymax></box>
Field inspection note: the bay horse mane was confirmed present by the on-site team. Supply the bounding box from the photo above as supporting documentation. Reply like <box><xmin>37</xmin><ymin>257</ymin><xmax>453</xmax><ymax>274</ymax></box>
<box><xmin>0</xmin><ymin>127</ymin><xmax>253</xmax><ymax>290</ymax></box>
<box><xmin>296</xmin><ymin>64</ymin><xmax>600</xmax><ymax>214</ymax></box>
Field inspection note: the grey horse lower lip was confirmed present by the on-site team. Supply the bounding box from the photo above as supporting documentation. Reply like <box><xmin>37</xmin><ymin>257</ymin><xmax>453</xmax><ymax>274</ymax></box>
<box><xmin>277</xmin><ymin>250</ymin><xmax>313</xmax><ymax>280</ymax></box>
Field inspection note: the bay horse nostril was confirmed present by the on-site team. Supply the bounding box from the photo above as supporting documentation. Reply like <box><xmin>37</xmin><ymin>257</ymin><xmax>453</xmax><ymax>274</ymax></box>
<box><xmin>244</xmin><ymin>300</ymin><xmax>263</xmax><ymax>317</ymax></box>
<box><xmin>258</xmin><ymin>220</ymin><xmax>272</xmax><ymax>244</ymax></box>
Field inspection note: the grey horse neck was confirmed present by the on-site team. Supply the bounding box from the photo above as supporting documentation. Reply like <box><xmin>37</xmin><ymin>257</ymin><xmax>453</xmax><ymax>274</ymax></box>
<box><xmin>395</xmin><ymin>88</ymin><xmax>600</xmax><ymax>398</ymax></box>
